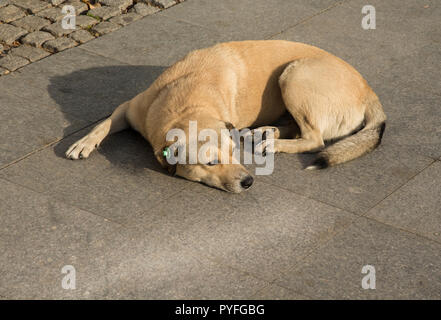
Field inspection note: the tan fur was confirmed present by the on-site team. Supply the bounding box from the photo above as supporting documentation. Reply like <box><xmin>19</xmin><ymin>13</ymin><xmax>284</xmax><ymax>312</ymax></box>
<box><xmin>66</xmin><ymin>40</ymin><xmax>386</xmax><ymax>192</ymax></box>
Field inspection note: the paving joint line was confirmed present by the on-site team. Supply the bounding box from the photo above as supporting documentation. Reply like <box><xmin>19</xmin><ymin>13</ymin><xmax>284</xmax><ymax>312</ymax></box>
<box><xmin>0</xmin><ymin>175</ymin><xmax>127</xmax><ymax>226</ymax></box>
<box><xmin>261</xmin><ymin>179</ymin><xmax>361</xmax><ymax>216</ymax></box>
<box><xmin>191</xmin><ymin>211</ymin><xmax>359</xmax><ymax>293</ymax></box>
<box><xmin>76</xmin><ymin>46</ymin><xmax>147</xmax><ymax>66</ymax></box>
<box><xmin>0</xmin><ymin>115</ymin><xmax>107</xmax><ymax>171</ymax></box>
<box><xmin>360</xmin><ymin>214</ymin><xmax>441</xmax><ymax>246</ymax></box>
<box><xmin>360</xmin><ymin>159</ymin><xmax>436</xmax><ymax>217</ymax></box>
<box><xmin>0</xmin><ymin>161</ymin><xmax>187</xmax><ymax>232</ymax></box>
<box><xmin>266</xmin><ymin>0</ymin><xmax>351</xmax><ymax>40</ymax></box>
<box><xmin>157</xmin><ymin>163</ymin><xmax>441</xmax><ymax>289</ymax></box>
<box><xmin>160</xmin><ymin>13</ymin><xmax>220</xmax><ymax>32</ymax></box>
<box><xmin>266</xmin><ymin>215</ymin><xmax>362</xmax><ymax>295</ymax></box>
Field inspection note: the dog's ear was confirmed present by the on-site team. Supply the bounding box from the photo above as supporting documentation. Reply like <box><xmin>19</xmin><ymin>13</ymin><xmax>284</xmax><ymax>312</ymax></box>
<box><xmin>225</xmin><ymin>122</ymin><xmax>236</xmax><ymax>131</ymax></box>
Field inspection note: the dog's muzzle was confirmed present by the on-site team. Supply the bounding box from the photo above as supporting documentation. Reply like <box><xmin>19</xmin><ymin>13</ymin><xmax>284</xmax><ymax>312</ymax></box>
<box><xmin>240</xmin><ymin>175</ymin><xmax>254</xmax><ymax>189</ymax></box>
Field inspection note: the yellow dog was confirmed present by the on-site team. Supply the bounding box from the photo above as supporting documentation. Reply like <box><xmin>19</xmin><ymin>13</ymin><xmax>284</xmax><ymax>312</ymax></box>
<box><xmin>66</xmin><ymin>40</ymin><xmax>386</xmax><ymax>193</ymax></box>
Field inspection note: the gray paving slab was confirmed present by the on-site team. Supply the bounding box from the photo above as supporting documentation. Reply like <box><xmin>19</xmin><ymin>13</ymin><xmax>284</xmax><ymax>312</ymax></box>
<box><xmin>98</xmin><ymin>242</ymin><xmax>270</xmax><ymax>299</ymax></box>
<box><xmin>252</xmin><ymin>284</ymin><xmax>309</xmax><ymax>300</ymax></box>
<box><xmin>259</xmin><ymin>140</ymin><xmax>433</xmax><ymax>214</ymax></box>
<box><xmin>80</xmin><ymin>12</ymin><xmax>229</xmax><ymax>66</ymax></box>
<box><xmin>0</xmin><ymin>127</ymin><xmax>114</xmax><ymax>189</ymax></box>
<box><xmin>374</xmin><ymin>44</ymin><xmax>441</xmax><ymax>159</ymax></box>
<box><xmin>0</xmin><ymin>91</ymin><xmax>89</xmax><ymax>168</ymax></box>
<box><xmin>160</xmin><ymin>0</ymin><xmax>339</xmax><ymax>40</ymax></box>
<box><xmin>0</xmin><ymin>47</ymin><xmax>165</xmax><ymax>123</ymax></box>
<box><xmin>0</xmin><ymin>178</ymin><xmax>122</xmax><ymax>299</ymax></box>
<box><xmin>0</xmin><ymin>128</ymin><xmax>189</xmax><ymax>225</ymax></box>
<box><xmin>80</xmin><ymin>0</ymin><xmax>342</xmax><ymax>66</ymax></box>
<box><xmin>366</xmin><ymin>161</ymin><xmax>441</xmax><ymax>243</ymax></box>
<box><xmin>257</xmin><ymin>0</ymin><xmax>439</xmax><ymax>213</ymax></box>
<box><xmin>275</xmin><ymin>217</ymin><xmax>441</xmax><ymax>299</ymax></box>
<box><xmin>272</xmin><ymin>0</ymin><xmax>441</xmax><ymax>159</ymax></box>
<box><xmin>0</xmin><ymin>178</ymin><xmax>267</xmax><ymax>299</ymax></box>
<box><xmin>121</xmin><ymin>181</ymin><xmax>357</xmax><ymax>282</ymax></box>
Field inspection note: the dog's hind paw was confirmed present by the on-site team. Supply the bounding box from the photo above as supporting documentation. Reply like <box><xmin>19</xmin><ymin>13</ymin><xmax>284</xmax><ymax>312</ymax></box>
<box><xmin>254</xmin><ymin>139</ymin><xmax>275</xmax><ymax>156</ymax></box>
<box><xmin>251</xmin><ymin>126</ymin><xmax>278</xmax><ymax>145</ymax></box>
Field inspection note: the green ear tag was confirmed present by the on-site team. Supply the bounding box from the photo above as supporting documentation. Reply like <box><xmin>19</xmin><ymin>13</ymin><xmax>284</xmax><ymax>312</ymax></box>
<box><xmin>162</xmin><ymin>147</ymin><xmax>170</xmax><ymax>158</ymax></box>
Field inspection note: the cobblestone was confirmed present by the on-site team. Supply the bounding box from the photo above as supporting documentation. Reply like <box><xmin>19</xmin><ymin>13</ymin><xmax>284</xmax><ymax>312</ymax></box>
<box><xmin>92</xmin><ymin>21</ymin><xmax>120</xmax><ymax>35</ymax></box>
<box><xmin>88</xmin><ymin>6</ymin><xmax>121</xmax><ymax>20</ymax></box>
<box><xmin>43</xmin><ymin>22</ymin><xmax>75</xmax><ymax>37</ymax></box>
<box><xmin>133</xmin><ymin>2</ymin><xmax>159</xmax><ymax>16</ymax></box>
<box><xmin>0</xmin><ymin>24</ymin><xmax>28</xmax><ymax>45</ymax></box>
<box><xmin>36</xmin><ymin>6</ymin><xmax>66</xmax><ymax>22</ymax></box>
<box><xmin>109</xmin><ymin>12</ymin><xmax>141</xmax><ymax>26</ymax></box>
<box><xmin>0</xmin><ymin>5</ymin><xmax>26</xmax><ymax>23</ymax></box>
<box><xmin>0</xmin><ymin>54</ymin><xmax>29</xmax><ymax>71</ymax></box>
<box><xmin>0</xmin><ymin>0</ymin><xmax>186</xmax><ymax>77</ymax></box>
<box><xmin>76</xmin><ymin>15</ymin><xmax>100</xmax><ymax>28</ymax></box>
<box><xmin>64</xmin><ymin>0</ymin><xmax>88</xmax><ymax>15</ymax></box>
<box><xmin>11</xmin><ymin>15</ymin><xmax>51</xmax><ymax>32</ymax></box>
<box><xmin>21</xmin><ymin>30</ymin><xmax>55</xmax><ymax>47</ymax></box>
<box><xmin>148</xmin><ymin>0</ymin><xmax>176</xmax><ymax>9</ymax></box>
<box><xmin>101</xmin><ymin>0</ymin><xmax>133</xmax><ymax>11</ymax></box>
<box><xmin>69</xmin><ymin>29</ymin><xmax>95</xmax><ymax>43</ymax></box>
<box><xmin>43</xmin><ymin>36</ymin><xmax>77</xmax><ymax>52</ymax></box>
<box><xmin>10</xmin><ymin>44</ymin><xmax>50</xmax><ymax>62</ymax></box>
<box><xmin>0</xmin><ymin>66</ymin><xmax>8</xmax><ymax>75</ymax></box>
<box><xmin>49</xmin><ymin>0</ymin><xmax>66</xmax><ymax>5</ymax></box>
<box><xmin>13</xmin><ymin>0</ymin><xmax>50</xmax><ymax>14</ymax></box>
<box><xmin>0</xmin><ymin>0</ymin><xmax>9</xmax><ymax>9</ymax></box>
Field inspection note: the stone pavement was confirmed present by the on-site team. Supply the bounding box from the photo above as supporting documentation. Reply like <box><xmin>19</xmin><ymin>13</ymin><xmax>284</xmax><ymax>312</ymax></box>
<box><xmin>0</xmin><ymin>0</ymin><xmax>179</xmax><ymax>74</ymax></box>
<box><xmin>0</xmin><ymin>0</ymin><xmax>440</xmax><ymax>299</ymax></box>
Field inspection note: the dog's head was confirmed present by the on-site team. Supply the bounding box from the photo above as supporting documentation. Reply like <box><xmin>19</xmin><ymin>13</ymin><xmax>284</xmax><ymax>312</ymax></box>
<box><xmin>155</xmin><ymin>118</ymin><xmax>253</xmax><ymax>193</ymax></box>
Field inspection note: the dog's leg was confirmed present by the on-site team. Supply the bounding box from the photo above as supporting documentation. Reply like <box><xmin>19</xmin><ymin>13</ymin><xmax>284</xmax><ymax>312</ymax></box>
<box><xmin>251</xmin><ymin>125</ymin><xmax>300</xmax><ymax>150</ymax></box>
<box><xmin>256</xmin><ymin>114</ymin><xmax>325</xmax><ymax>156</ymax></box>
<box><xmin>66</xmin><ymin>101</ymin><xmax>130</xmax><ymax>160</ymax></box>
<box><xmin>252</xmin><ymin>124</ymin><xmax>300</xmax><ymax>140</ymax></box>
<box><xmin>257</xmin><ymin>59</ymin><xmax>330</xmax><ymax>155</ymax></box>
<box><xmin>256</xmin><ymin>127</ymin><xmax>324</xmax><ymax>155</ymax></box>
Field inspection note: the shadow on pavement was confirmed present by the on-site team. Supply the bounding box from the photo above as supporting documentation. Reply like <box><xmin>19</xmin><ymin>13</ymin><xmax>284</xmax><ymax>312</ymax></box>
<box><xmin>49</xmin><ymin>65</ymin><xmax>167</xmax><ymax>174</ymax></box>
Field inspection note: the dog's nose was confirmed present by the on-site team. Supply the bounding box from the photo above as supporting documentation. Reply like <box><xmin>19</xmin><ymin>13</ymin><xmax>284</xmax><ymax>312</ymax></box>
<box><xmin>240</xmin><ymin>175</ymin><xmax>254</xmax><ymax>189</ymax></box>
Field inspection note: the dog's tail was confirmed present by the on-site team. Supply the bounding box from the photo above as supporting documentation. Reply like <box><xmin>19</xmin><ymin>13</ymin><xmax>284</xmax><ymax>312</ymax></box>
<box><xmin>306</xmin><ymin>95</ymin><xmax>386</xmax><ymax>170</ymax></box>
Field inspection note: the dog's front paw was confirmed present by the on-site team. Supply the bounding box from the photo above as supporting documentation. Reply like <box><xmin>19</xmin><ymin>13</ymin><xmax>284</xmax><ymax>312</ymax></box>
<box><xmin>65</xmin><ymin>135</ymin><xmax>99</xmax><ymax>160</ymax></box>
